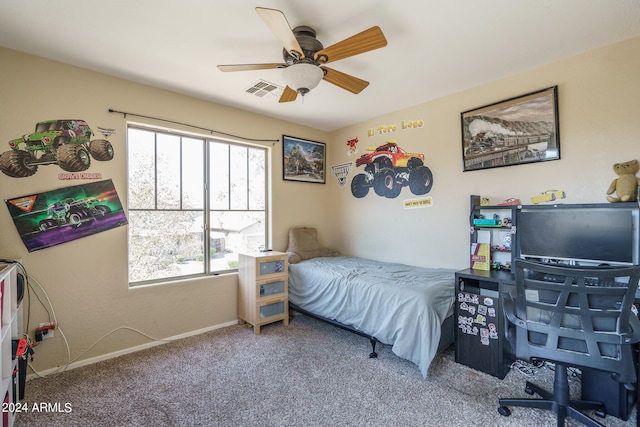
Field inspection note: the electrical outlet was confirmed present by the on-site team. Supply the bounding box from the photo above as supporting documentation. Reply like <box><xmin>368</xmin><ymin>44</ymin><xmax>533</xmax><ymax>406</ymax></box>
<box><xmin>39</xmin><ymin>322</ymin><xmax>55</xmax><ymax>340</ymax></box>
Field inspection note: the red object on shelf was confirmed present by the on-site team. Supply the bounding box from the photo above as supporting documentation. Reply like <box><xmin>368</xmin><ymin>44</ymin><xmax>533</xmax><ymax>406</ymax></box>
<box><xmin>497</xmin><ymin>198</ymin><xmax>521</xmax><ymax>206</ymax></box>
<box><xmin>15</xmin><ymin>339</ymin><xmax>26</xmax><ymax>357</ymax></box>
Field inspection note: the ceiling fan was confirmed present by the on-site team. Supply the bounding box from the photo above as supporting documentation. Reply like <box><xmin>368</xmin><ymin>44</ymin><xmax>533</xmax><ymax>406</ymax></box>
<box><xmin>217</xmin><ymin>7</ymin><xmax>387</xmax><ymax>103</ymax></box>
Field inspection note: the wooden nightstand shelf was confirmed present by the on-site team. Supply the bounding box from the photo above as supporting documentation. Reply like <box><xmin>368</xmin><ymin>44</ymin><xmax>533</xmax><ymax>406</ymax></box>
<box><xmin>238</xmin><ymin>251</ymin><xmax>289</xmax><ymax>334</ymax></box>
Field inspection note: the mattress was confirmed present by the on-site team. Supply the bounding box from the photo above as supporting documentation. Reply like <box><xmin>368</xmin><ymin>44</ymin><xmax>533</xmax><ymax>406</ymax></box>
<box><xmin>288</xmin><ymin>256</ymin><xmax>456</xmax><ymax>377</ymax></box>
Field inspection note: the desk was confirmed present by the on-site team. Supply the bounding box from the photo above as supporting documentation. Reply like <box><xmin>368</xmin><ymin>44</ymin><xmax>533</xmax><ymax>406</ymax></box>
<box><xmin>455</xmin><ymin>268</ymin><xmax>639</xmax><ymax>421</ymax></box>
<box><xmin>581</xmin><ymin>367</ymin><xmax>636</xmax><ymax>421</ymax></box>
<box><xmin>454</xmin><ymin>268</ymin><xmax>515</xmax><ymax>379</ymax></box>
<box><xmin>580</xmin><ymin>297</ymin><xmax>640</xmax><ymax>421</ymax></box>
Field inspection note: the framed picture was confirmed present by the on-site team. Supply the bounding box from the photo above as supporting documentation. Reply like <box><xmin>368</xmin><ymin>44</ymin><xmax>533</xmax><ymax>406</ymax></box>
<box><xmin>461</xmin><ymin>86</ymin><xmax>560</xmax><ymax>172</ymax></box>
<box><xmin>282</xmin><ymin>135</ymin><xmax>326</xmax><ymax>184</ymax></box>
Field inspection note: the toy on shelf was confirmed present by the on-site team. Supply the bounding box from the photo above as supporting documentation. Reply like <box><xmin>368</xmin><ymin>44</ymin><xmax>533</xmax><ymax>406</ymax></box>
<box><xmin>473</xmin><ymin>213</ymin><xmax>500</xmax><ymax>226</ymax></box>
<box><xmin>473</xmin><ymin>214</ymin><xmax>512</xmax><ymax>228</ymax></box>
<box><xmin>497</xmin><ymin>198</ymin><xmax>521</xmax><ymax>206</ymax></box>
<box><xmin>491</xmin><ymin>261</ymin><xmax>511</xmax><ymax>271</ymax></box>
<box><xmin>530</xmin><ymin>190</ymin><xmax>566</xmax><ymax>204</ymax></box>
<box><xmin>606</xmin><ymin>159</ymin><xmax>639</xmax><ymax>203</ymax></box>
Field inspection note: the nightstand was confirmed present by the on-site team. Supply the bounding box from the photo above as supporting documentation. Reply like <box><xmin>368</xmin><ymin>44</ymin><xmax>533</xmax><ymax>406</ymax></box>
<box><xmin>238</xmin><ymin>251</ymin><xmax>289</xmax><ymax>334</ymax></box>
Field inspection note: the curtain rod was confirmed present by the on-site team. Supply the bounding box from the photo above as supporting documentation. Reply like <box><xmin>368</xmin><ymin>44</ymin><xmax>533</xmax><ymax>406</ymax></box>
<box><xmin>108</xmin><ymin>109</ymin><xmax>280</xmax><ymax>144</ymax></box>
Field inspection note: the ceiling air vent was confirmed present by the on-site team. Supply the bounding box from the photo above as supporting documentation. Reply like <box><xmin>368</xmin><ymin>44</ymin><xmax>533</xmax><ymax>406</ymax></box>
<box><xmin>245</xmin><ymin>80</ymin><xmax>284</xmax><ymax>99</ymax></box>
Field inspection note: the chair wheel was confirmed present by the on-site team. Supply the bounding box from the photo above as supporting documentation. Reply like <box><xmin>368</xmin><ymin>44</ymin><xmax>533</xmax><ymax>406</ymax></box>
<box><xmin>498</xmin><ymin>406</ymin><xmax>511</xmax><ymax>417</ymax></box>
<box><xmin>595</xmin><ymin>409</ymin><xmax>606</xmax><ymax>418</ymax></box>
<box><xmin>369</xmin><ymin>352</ymin><xmax>378</xmax><ymax>358</ymax></box>
<box><xmin>524</xmin><ymin>385</ymin><xmax>534</xmax><ymax>395</ymax></box>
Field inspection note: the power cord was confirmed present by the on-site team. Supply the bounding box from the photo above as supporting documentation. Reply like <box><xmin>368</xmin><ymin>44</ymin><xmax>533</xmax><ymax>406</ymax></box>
<box><xmin>510</xmin><ymin>360</ymin><xmax>539</xmax><ymax>377</ymax></box>
<box><xmin>543</xmin><ymin>361</ymin><xmax>581</xmax><ymax>379</ymax></box>
<box><xmin>28</xmin><ymin>326</ymin><xmax>183</xmax><ymax>378</ymax></box>
<box><xmin>3</xmin><ymin>260</ymin><xmax>186</xmax><ymax>379</ymax></box>
<box><xmin>0</xmin><ymin>259</ymin><xmax>53</xmax><ymax>338</ymax></box>
<box><xmin>27</xmin><ymin>275</ymin><xmax>184</xmax><ymax>378</ymax></box>
<box><xmin>510</xmin><ymin>360</ymin><xmax>582</xmax><ymax>382</ymax></box>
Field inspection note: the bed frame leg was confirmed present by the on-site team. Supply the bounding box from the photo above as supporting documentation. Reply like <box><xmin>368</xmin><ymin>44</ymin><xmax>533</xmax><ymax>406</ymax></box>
<box><xmin>369</xmin><ymin>338</ymin><xmax>378</xmax><ymax>358</ymax></box>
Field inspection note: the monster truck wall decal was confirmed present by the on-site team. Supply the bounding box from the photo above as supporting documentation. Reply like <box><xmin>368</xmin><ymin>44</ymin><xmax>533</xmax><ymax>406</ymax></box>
<box><xmin>350</xmin><ymin>140</ymin><xmax>433</xmax><ymax>199</ymax></box>
<box><xmin>4</xmin><ymin>179</ymin><xmax>127</xmax><ymax>252</ymax></box>
<box><xmin>0</xmin><ymin>119</ymin><xmax>114</xmax><ymax>178</ymax></box>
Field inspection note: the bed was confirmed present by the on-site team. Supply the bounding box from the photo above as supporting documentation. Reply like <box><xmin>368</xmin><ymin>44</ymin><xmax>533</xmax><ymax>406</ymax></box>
<box><xmin>285</xmin><ymin>227</ymin><xmax>456</xmax><ymax>378</ymax></box>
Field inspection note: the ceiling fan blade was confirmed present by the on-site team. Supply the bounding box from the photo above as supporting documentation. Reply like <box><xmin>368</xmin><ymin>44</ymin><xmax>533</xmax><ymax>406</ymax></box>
<box><xmin>279</xmin><ymin>86</ymin><xmax>298</xmax><ymax>103</ymax></box>
<box><xmin>314</xmin><ymin>26</ymin><xmax>387</xmax><ymax>64</ymax></box>
<box><xmin>256</xmin><ymin>7</ymin><xmax>304</xmax><ymax>58</ymax></box>
<box><xmin>321</xmin><ymin>67</ymin><xmax>369</xmax><ymax>94</ymax></box>
<box><xmin>217</xmin><ymin>63</ymin><xmax>286</xmax><ymax>72</ymax></box>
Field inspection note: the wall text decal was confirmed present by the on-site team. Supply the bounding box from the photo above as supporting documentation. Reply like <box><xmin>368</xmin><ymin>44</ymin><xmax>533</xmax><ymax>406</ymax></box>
<box><xmin>403</xmin><ymin>197</ymin><xmax>433</xmax><ymax>209</ymax></box>
<box><xmin>367</xmin><ymin>119</ymin><xmax>424</xmax><ymax>137</ymax></box>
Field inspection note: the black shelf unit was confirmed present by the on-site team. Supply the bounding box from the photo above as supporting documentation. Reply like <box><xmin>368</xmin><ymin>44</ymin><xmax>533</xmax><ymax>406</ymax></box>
<box><xmin>469</xmin><ymin>195</ymin><xmax>520</xmax><ymax>272</ymax></box>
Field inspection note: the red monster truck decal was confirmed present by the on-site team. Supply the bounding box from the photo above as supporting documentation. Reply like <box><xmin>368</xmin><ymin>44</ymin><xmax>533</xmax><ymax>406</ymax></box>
<box><xmin>350</xmin><ymin>140</ymin><xmax>433</xmax><ymax>198</ymax></box>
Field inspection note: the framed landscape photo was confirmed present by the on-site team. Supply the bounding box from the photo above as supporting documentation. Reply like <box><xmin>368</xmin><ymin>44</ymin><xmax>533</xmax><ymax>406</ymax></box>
<box><xmin>282</xmin><ymin>135</ymin><xmax>326</xmax><ymax>184</ymax></box>
<box><xmin>461</xmin><ymin>86</ymin><xmax>560</xmax><ymax>172</ymax></box>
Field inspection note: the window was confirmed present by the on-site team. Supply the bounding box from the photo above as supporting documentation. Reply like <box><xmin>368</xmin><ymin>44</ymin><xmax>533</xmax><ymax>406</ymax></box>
<box><xmin>127</xmin><ymin>126</ymin><xmax>268</xmax><ymax>285</ymax></box>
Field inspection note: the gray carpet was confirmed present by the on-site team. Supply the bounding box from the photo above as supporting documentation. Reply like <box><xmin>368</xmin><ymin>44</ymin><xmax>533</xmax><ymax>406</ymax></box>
<box><xmin>15</xmin><ymin>314</ymin><xmax>637</xmax><ymax>426</ymax></box>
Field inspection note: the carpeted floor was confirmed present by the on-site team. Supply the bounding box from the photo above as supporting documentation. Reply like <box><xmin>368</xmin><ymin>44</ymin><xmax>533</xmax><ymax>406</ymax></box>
<box><xmin>15</xmin><ymin>314</ymin><xmax>637</xmax><ymax>426</ymax></box>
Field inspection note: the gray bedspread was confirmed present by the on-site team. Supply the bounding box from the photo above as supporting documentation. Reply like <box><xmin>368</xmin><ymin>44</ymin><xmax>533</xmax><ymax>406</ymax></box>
<box><xmin>288</xmin><ymin>256</ymin><xmax>456</xmax><ymax>377</ymax></box>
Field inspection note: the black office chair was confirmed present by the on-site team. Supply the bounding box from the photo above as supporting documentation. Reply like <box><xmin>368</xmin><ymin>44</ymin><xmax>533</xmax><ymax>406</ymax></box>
<box><xmin>498</xmin><ymin>259</ymin><xmax>640</xmax><ymax>427</ymax></box>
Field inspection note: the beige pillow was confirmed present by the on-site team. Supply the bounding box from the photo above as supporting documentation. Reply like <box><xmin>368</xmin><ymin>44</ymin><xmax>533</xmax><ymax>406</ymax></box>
<box><xmin>286</xmin><ymin>227</ymin><xmax>339</xmax><ymax>264</ymax></box>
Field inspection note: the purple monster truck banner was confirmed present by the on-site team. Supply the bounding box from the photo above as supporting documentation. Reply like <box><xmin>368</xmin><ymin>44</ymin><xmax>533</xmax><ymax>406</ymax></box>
<box><xmin>5</xmin><ymin>179</ymin><xmax>127</xmax><ymax>252</ymax></box>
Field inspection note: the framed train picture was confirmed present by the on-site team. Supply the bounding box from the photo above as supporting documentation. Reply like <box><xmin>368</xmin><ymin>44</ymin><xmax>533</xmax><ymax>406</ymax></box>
<box><xmin>461</xmin><ymin>86</ymin><xmax>560</xmax><ymax>172</ymax></box>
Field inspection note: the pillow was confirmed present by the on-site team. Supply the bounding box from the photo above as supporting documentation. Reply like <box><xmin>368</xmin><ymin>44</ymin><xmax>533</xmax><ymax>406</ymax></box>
<box><xmin>285</xmin><ymin>227</ymin><xmax>339</xmax><ymax>264</ymax></box>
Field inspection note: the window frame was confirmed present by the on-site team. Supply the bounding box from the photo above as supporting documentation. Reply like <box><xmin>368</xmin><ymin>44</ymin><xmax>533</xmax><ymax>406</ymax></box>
<box><xmin>126</xmin><ymin>124</ymin><xmax>270</xmax><ymax>287</ymax></box>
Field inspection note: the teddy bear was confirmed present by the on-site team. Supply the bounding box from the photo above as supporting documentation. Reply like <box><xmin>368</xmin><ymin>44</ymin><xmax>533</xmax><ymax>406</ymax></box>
<box><xmin>606</xmin><ymin>159</ymin><xmax>640</xmax><ymax>202</ymax></box>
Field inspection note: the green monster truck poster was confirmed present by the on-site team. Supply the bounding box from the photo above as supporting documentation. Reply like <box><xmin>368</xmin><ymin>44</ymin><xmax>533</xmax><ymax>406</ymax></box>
<box><xmin>0</xmin><ymin>119</ymin><xmax>114</xmax><ymax>178</ymax></box>
<box><xmin>4</xmin><ymin>179</ymin><xmax>127</xmax><ymax>252</ymax></box>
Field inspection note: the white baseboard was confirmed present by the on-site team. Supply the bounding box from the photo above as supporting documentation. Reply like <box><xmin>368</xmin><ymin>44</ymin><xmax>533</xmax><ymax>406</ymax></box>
<box><xmin>26</xmin><ymin>320</ymin><xmax>238</xmax><ymax>380</ymax></box>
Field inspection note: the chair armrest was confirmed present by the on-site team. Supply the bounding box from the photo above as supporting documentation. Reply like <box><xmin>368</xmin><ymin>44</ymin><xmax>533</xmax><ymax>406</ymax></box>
<box><xmin>621</xmin><ymin>313</ymin><xmax>640</xmax><ymax>345</ymax></box>
<box><xmin>502</xmin><ymin>296</ymin><xmax>524</xmax><ymax>328</ymax></box>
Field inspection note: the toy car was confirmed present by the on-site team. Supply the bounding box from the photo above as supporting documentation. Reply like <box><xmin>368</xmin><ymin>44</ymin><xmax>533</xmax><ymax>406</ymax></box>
<box><xmin>37</xmin><ymin>197</ymin><xmax>112</xmax><ymax>231</ymax></box>
<box><xmin>497</xmin><ymin>198</ymin><xmax>521</xmax><ymax>206</ymax></box>
<box><xmin>530</xmin><ymin>190</ymin><xmax>566</xmax><ymax>204</ymax></box>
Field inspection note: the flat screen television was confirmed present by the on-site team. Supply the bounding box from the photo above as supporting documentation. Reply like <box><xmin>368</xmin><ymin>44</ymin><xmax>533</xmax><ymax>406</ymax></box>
<box><xmin>518</xmin><ymin>205</ymin><xmax>639</xmax><ymax>266</ymax></box>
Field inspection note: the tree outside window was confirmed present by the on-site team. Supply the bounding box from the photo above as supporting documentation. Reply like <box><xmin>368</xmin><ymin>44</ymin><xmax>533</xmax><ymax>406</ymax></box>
<box><xmin>127</xmin><ymin>127</ymin><xmax>267</xmax><ymax>285</ymax></box>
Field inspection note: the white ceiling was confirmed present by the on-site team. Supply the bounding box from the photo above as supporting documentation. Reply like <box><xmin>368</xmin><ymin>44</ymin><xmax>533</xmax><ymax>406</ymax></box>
<box><xmin>1</xmin><ymin>1</ymin><xmax>639</xmax><ymax>132</ymax></box>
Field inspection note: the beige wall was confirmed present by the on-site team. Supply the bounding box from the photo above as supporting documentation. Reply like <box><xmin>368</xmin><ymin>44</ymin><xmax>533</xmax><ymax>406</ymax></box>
<box><xmin>0</xmin><ymin>47</ymin><xmax>331</xmax><ymax>373</ymax></box>
<box><xmin>327</xmin><ymin>36</ymin><xmax>640</xmax><ymax>269</ymax></box>
<box><xmin>0</xmin><ymin>36</ymin><xmax>638</xmax><ymax>373</ymax></box>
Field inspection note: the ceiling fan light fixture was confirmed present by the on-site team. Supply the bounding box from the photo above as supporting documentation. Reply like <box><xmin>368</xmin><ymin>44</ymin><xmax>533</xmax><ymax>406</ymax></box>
<box><xmin>282</xmin><ymin>63</ymin><xmax>323</xmax><ymax>96</ymax></box>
